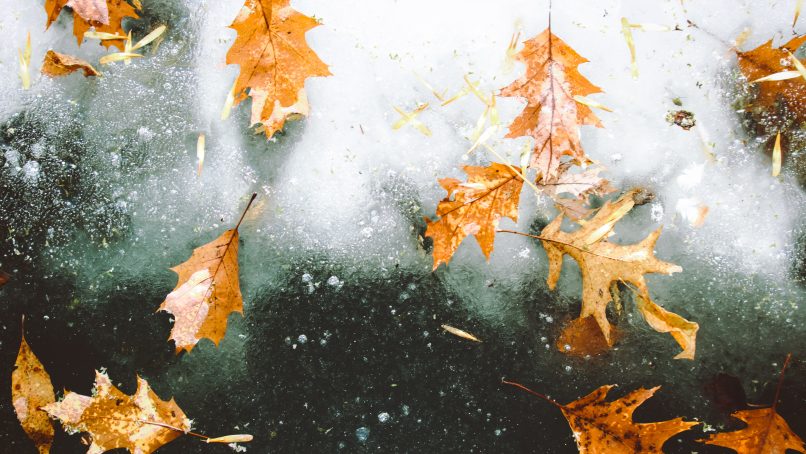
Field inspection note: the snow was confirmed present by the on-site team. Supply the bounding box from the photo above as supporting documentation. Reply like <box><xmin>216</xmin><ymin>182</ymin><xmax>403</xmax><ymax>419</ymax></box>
<box><xmin>1</xmin><ymin>0</ymin><xmax>805</xmax><ymax>452</ymax></box>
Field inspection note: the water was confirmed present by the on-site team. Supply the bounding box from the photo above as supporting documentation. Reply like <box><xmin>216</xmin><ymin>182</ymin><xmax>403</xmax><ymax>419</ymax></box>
<box><xmin>1</xmin><ymin>0</ymin><xmax>806</xmax><ymax>452</ymax></box>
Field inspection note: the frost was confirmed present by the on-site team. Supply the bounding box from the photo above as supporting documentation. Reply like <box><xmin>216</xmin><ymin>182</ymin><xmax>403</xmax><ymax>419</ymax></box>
<box><xmin>355</xmin><ymin>426</ymin><xmax>370</xmax><ymax>443</ymax></box>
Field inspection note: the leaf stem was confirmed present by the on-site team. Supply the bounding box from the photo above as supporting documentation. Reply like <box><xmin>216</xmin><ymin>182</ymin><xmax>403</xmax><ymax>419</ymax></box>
<box><xmin>234</xmin><ymin>192</ymin><xmax>258</xmax><ymax>230</ymax></box>
<box><xmin>502</xmin><ymin>379</ymin><xmax>562</xmax><ymax>408</ymax></box>
<box><xmin>772</xmin><ymin>353</ymin><xmax>793</xmax><ymax>411</ymax></box>
<box><xmin>496</xmin><ymin>228</ymin><xmax>619</xmax><ymax>260</ymax></box>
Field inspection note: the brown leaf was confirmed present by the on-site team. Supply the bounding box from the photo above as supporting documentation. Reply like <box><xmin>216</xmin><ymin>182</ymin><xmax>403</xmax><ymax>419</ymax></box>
<box><xmin>501</xmin><ymin>29</ymin><xmax>603</xmax><ymax>182</ymax></box>
<box><xmin>43</xmin><ymin>371</ymin><xmax>190</xmax><ymax>454</ymax></box>
<box><xmin>225</xmin><ymin>0</ymin><xmax>331</xmax><ymax>138</ymax></box>
<box><xmin>540</xmin><ymin>190</ymin><xmax>697</xmax><ymax>358</ymax></box>
<box><xmin>539</xmin><ymin>162</ymin><xmax>615</xmax><ymax>221</ymax></box>
<box><xmin>44</xmin><ymin>0</ymin><xmax>139</xmax><ymax>50</ymax></box>
<box><xmin>425</xmin><ymin>163</ymin><xmax>523</xmax><ymax>269</ymax></box>
<box><xmin>12</xmin><ymin>332</ymin><xmax>56</xmax><ymax>454</ymax></box>
<box><xmin>42</xmin><ymin>50</ymin><xmax>100</xmax><ymax>77</ymax></box>
<box><xmin>555</xmin><ymin>315</ymin><xmax>620</xmax><ymax>357</ymax></box>
<box><xmin>700</xmin><ymin>354</ymin><xmax>805</xmax><ymax>453</ymax></box>
<box><xmin>504</xmin><ymin>381</ymin><xmax>698</xmax><ymax>453</ymax></box>
<box><xmin>0</xmin><ymin>270</ymin><xmax>9</xmax><ymax>286</ymax></box>
<box><xmin>66</xmin><ymin>0</ymin><xmax>109</xmax><ymax>25</ymax></box>
<box><xmin>702</xmin><ymin>408</ymin><xmax>805</xmax><ymax>453</ymax></box>
<box><xmin>159</xmin><ymin>194</ymin><xmax>256</xmax><ymax>353</ymax></box>
<box><xmin>635</xmin><ymin>295</ymin><xmax>698</xmax><ymax>360</ymax></box>
<box><xmin>736</xmin><ymin>34</ymin><xmax>806</xmax><ymax>122</ymax></box>
<box><xmin>561</xmin><ymin>385</ymin><xmax>699</xmax><ymax>453</ymax></box>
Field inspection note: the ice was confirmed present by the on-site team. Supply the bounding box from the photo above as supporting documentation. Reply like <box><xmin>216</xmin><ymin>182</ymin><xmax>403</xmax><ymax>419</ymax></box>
<box><xmin>1</xmin><ymin>0</ymin><xmax>805</xmax><ymax>452</ymax></box>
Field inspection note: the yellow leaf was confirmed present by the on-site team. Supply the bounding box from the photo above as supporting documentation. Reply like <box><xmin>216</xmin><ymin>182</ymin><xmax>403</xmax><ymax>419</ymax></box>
<box><xmin>750</xmin><ymin>70</ymin><xmax>801</xmax><ymax>83</ymax></box>
<box><xmin>621</xmin><ymin>18</ymin><xmax>639</xmax><ymax>78</ymax></box>
<box><xmin>131</xmin><ymin>25</ymin><xmax>167</xmax><ymax>51</ymax></box>
<box><xmin>772</xmin><ymin>132</ymin><xmax>782</xmax><ymax>176</ymax></box>
<box><xmin>18</xmin><ymin>32</ymin><xmax>31</xmax><ymax>90</ymax></box>
<box><xmin>99</xmin><ymin>52</ymin><xmax>143</xmax><ymax>65</ymax></box>
<box><xmin>197</xmin><ymin>133</ymin><xmax>205</xmax><ymax>177</ymax></box>
<box><xmin>441</xmin><ymin>324</ymin><xmax>482</xmax><ymax>342</ymax></box>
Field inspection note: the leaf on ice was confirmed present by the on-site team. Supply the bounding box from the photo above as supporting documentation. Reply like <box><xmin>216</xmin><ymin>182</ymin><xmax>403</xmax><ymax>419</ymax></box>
<box><xmin>504</xmin><ymin>380</ymin><xmax>698</xmax><ymax>453</ymax></box>
<box><xmin>500</xmin><ymin>28</ymin><xmax>603</xmax><ymax>182</ymax></box>
<box><xmin>225</xmin><ymin>0</ymin><xmax>331</xmax><ymax>138</ymax></box>
<box><xmin>539</xmin><ymin>190</ymin><xmax>697</xmax><ymax>358</ymax></box>
<box><xmin>45</xmin><ymin>0</ymin><xmax>140</xmax><ymax>50</ymax></box>
<box><xmin>43</xmin><ymin>371</ymin><xmax>190</xmax><ymax>454</ymax></box>
<box><xmin>159</xmin><ymin>194</ymin><xmax>256</xmax><ymax>353</ymax></box>
<box><xmin>42</xmin><ymin>50</ymin><xmax>100</xmax><ymax>77</ymax></box>
<box><xmin>12</xmin><ymin>329</ymin><xmax>56</xmax><ymax>454</ymax></box>
<box><xmin>425</xmin><ymin>163</ymin><xmax>523</xmax><ymax>269</ymax></box>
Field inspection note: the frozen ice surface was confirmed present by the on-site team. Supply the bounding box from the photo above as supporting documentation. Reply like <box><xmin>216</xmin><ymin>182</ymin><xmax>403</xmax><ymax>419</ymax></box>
<box><xmin>0</xmin><ymin>0</ymin><xmax>805</xmax><ymax>453</ymax></box>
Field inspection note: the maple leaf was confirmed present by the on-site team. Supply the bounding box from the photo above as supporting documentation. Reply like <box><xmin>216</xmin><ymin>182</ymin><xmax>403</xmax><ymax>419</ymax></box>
<box><xmin>736</xmin><ymin>34</ymin><xmax>806</xmax><ymax>122</ymax></box>
<box><xmin>42</xmin><ymin>50</ymin><xmax>100</xmax><ymax>77</ymax></box>
<box><xmin>44</xmin><ymin>0</ymin><xmax>139</xmax><ymax>50</ymax></box>
<box><xmin>504</xmin><ymin>380</ymin><xmax>699</xmax><ymax>453</ymax></box>
<box><xmin>536</xmin><ymin>189</ymin><xmax>697</xmax><ymax>358</ymax></box>
<box><xmin>12</xmin><ymin>330</ymin><xmax>56</xmax><ymax>454</ymax></box>
<box><xmin>700</xmin><ymin>354</ymin><xmax>806</xmax><ymax>453</ymax></box>
<box><xmin>425</xmin><ymin>163</ymin><xmax>524</xmax><ymax>269</ymax></box>
<box><xmin>43</xmin><ymin>371</ymin><xmax>190</xmax><ymax>454</ymax></box>
<box><xmin>500</xmin><ymin>28</ymin><xmax>603</xmax><ymax>182</ymax></box>
<box><xmin>159</xmin><ymin>194</ymin><xmax>256</xmax><ymax>353</ymax></box>
<box><xmin>225</xmin><ymin>0</ymin><xmax>331</xmax><ymax>138</ymax></box>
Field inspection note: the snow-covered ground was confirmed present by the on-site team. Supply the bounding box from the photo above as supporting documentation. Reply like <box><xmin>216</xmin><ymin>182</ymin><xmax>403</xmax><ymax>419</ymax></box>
<box><xmin>1</xmin><ymin>0</ymin><xmax>805</xmax><ymax>452</ymax></box>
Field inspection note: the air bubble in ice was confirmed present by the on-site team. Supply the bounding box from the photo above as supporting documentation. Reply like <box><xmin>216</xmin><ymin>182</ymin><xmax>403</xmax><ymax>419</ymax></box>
<box><xmin>355</xmin><ymin>426</ymin><xmax>370</xmax><ymax>442</ymax></box>
<box><xmin>377</xmin><ymin>412</ymin><xmax>390</xmax><ymax>423</ymax></box>
<box><xmin>22</xmin><ymin>161</ymin><xmax>40</xmax><ymax>183</ymax></box>
<box><xmin>297</xmin><ymin>334</ymin><xmax>307</xmax><ymax>344</ymax></box>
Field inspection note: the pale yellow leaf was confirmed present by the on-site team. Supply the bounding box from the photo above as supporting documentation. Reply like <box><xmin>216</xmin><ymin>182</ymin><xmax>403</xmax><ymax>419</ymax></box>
<box><xmin>441</xmin><ymin>324</ymin><xmax>482</xmax><ymax>342</ymax></box>
<box><xmin>197</xmin><ymin>133</ymin><xmax>205</xmax><ymax>177</ymax></box>
<box><xmin>131</xmin><ymin>25</ymin><xmax>167</xmax><ymax>51</ymax></box>
<box><xmin>751</xmin><ymin>70</ymin><xmax>801</xmax><ymax>83</ymax></box>
<box><xmin>573</xmin><ymin>95</ymin><xmax>614</xmax><ymax>112</ymax></box>
<box><xmin>621</xmin><ymin>18</ymin><xmax>639</xmax><ymax>78</ymax></box>
<box><xmin>772</xmin><ymin>131</ymin><xmax>782</xmax><ymax>176</ymax></box>
<box><xmin>99</xmin><ymin>52</ymin><xmax>143</xmax><ymax>65</ymax></box>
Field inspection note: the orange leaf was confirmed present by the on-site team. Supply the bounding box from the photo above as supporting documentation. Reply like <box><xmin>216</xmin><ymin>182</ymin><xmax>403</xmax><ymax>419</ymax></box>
<box><xmin>41</xmin><ymin>50</ymin><xmax>100</xmax><ymax>77</ymax></box>
<box><xmin>736</xmin><ymin>34</ymin><xmax>806</xmax><ymax>121</ymax></box>
<box><xmin>225</xmin><ymin>0</ymin><xmax>331</xmax><ymax>138</ymax></box>
<box><xmin>562</xmin><ymin>385</ymin><xmax>699</xmax><ymax>453</ymax></box>
<box><xmin>44</xmin><ymin>0</ymin><xmax>139</xmax><ymax>50</ymax></box>
<box><xmin>159</xmin><ymin>194</ymin><xmax>256</xmax><ymax>353</ymax></box>
<box><xmin>500</xmin><ymin>29</ymin><xmax>603</xmax><ymax>182</ymax></box>
<box><xmin>700</xmin><ymin>354</ymin><xmax>805</xmax><ymax>453</ymax></box>
<box><xmin>505</xmin><ymin>381</ymin><xmax>698</xmax><ymax>453</ymax></box>
<box><xmin>540</xmin><ymin>190</ymin><xmax>696</xmax><ymax>358</ymax></box>
<box><xmin>425</xmin><ymin>163</ymin><xmax>523</xmax><ymax>269</ymax></box>
<box><xmin>12</xmin><ymin>331</ymin><xmax>56</xmax><ymax>454</ymax></box>
<box><xmin>43</xmin><ymin>371</ymin><xmax>190</xmax><ymax>454</ymax></box>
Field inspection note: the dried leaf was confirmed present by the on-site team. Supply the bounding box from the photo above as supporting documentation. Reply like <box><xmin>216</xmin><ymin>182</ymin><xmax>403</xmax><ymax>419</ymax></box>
<box><xmin>12</xmin><ymin>331</ymin><xmax>56</xmax><ymax>454</ymax></box>
<box><xmin>772</xmin><ymin>131</ymin><xmax>782</xmax><ymax>176</ymax></box>
<box><xmin>540</xmin><ymin>190</ymin><xmax>697</xmax><ymax>357</ymax></box>
<box><xmin>99</xmin><ymin>52</ymin><xmax>142</xmax><ymax>65</ymax></box>
<box><xmin>43</xmin><ymin>371</ymin><xmax>190</xmax><ymax>454</ymax></box>
<box><xmin>66</xmin><ymin>0</ymin><xmax>109</xmax><ymax>25</ymax></box>
<box><xmin>0</xmin><ymin>269</ymin><xmax>10</xmax><ymax>286</ymax></box>
<box><xmin>392</xmin><ymin>103</ymin><xmax>431</xmax><ymax>136</ymax></box>
<box><xmin>206</xmin><ymin>434</ymin><xmax>254</xmax><ymax>444</ymax></box>
<box><xmin>505</xmin><ymin>381</ymin><xmax>698</xmax><ymax>453</ymax></box>
<box><xmin>425</xmin><ymin>163</ymin><xmax>523</xmax><ymax>269</ymax></box>
<box><xmin>700</xmin><ymin>355</ymin><xmax>805</xmax><ymax>453</ymax></box>
<box><xmin>621</xmin><ymin>17</ymin><xmax>639</xmax><ymax>78</ymax></box>
<box><xmin>562</xmin><ymin>385</ymin><xmax>699</xmax><ymax>453</ymax></box>
<box><xmin>736</xmin><ymin>34</ymin><xmax>806</xmax><ymax>122</ymax></box>
<box><xmin>42</xmin><ymin>50</ymin><xmax>100</xmax><ymax>77</ymax></box>
<box><xmin>750</xmin><ymin>70</ymin><xmax>801</xmax><ymax>83</ymax></box>
<box><xmin>441</xmin><ymin>324</ymin><xmax>482</xmax><ymax>342</ymax></box>
<box><xmin>225</xmin><ymin>0</ymin><xmax>331</xmax><ymax>138</ymax></box>
<box><xmin>555</xmin><ymin>316</ymin><xmax>620</xmax><ymax>357</ymax></box>
<box><xmin>500</xmin><ymin>29</ymin><xmax>603</xmax><ymax>182</ymax></box>
<box><xmin>159</xmin><ymin>194</ymin><xmax>256</xmax><ymax>353</ymax></box>
<box><xmin>196</xmin><ymin>133</ymin><xmax>205</xmax><ymax>177</ymax></box>
<box><xmin>130</xmin><ymin>25</ymin><xmax>166</xmax><ymax>51</ymax></box>
<box><xmin>45</xmin><ymin>0</ymin><xmax>140</xmax><ymax>50</ymax></box>
<box><xmin>19</xmin><ymin>32</ymin><xmax>31</xmax><ymax>90</ymax></box>
<box><xmin>538</xmin><ymin>163</ymin><xmax>615</xmax><ymax>221</ymax></box>
<box><xmin>635</xmin><ymin>295</ymin><xmax>698</xmax><ymax>360</ymax></box>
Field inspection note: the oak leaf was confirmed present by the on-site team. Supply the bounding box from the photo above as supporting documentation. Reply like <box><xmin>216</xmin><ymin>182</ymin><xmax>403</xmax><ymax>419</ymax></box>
<box><xmin>425</xmin><ymin>163</ymin><xmax>523</xmax><ymax>269</ymax></box>
<box><xmin>44</xmin><ymin>0</ymin><xmax>139</xmax><ymax>50</ymax></box>
<box><xmin>540</xmin><ymin>190</ymin><xmax>697</xmax><ymax>358</ymax></box>
<box><xmin>0</xmin><ymin>269</ymin><xmax>9</xmax><ymax>286</ymax></box>
<box><xmin>700</xmin><ymin>354</ymin><xmax>805</xmax><ymax>453</ymax></box>
<box><xmin>159</xmin><ymin>194</ymin><xmax>256</xmax><ymax>353</ymax></box>
<box><xmin>501</xmin><ymin>29</ymin><xmax>603</xmax><ymax>182</ymax></box>
<box><xmin>736</xmin><ymin>35</ymin><xmax>806</xmax><ymax>121</ymax></box>
<box><xmin>42</xmin><ymin>50</ymin><xmax>100</xmax><ymax>77</ymax></box>
<box><xmin>43</xmin><ymin>371</ymin><xmax>190</xmax><ymax>454</ymax></box>
<box><xmin>505</xmin><ymin>381</ymin><xmax>698</xmax><ymax>453</ymax></box>
<box><xmin>539</xmin><ymin>162</ymin><xmax>614</xmax><ymax>221</ymax></box>
<box><xmin>225</xmin><ymin>0</ymin><xmax>331</xmax><ymax>138</ymax></box>
<box><xmin>12</xmin><ymin>331</ymin><xmax>56</xmax><ymax>454</ymax></box>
